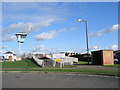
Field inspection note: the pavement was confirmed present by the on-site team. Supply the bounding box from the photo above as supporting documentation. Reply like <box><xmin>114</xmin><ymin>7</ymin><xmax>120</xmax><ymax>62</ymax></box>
<box><xmin>1</xmin><ymin>64</ymin><xmax>119</xmax><ymax>78</ymax></box>
<box><xmin>1</xmin><ymin>64</ymin><xmax>119</xmax><ymax>88</ymax></box>
<box><xmin>2</xmin><ymin>72</ymin><xmax>119</xmax><ymax>88</ymax></box>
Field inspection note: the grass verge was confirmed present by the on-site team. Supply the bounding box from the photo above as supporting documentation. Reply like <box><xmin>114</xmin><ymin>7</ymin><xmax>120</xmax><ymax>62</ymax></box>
<box><xmin>1</xmin><ymin>68</ymin><xmax>119</xmax><ymax>76</ymax></box>
<box><xmin>104</xmin><ymin>64</ymin><xmax>120</xmax><ymax>68</ymax></box>
<box><xmin>1</xmin><ymin>60</ymin><xmax>77</xmax><ymax>68</ymax></box>
<box><xmin>1</xmin><ymin>60</ymin><xmax>40</xmax><ymax>68</ymax></box>
<box><xmin>78</xmin><ymin>61</ymin><xmax>92</xmax><ymax>64</ymax></box>
<box><xmin>1</xmin><ymin>60</ymin><xmax>119</xmax><ymax>76</ymax></box>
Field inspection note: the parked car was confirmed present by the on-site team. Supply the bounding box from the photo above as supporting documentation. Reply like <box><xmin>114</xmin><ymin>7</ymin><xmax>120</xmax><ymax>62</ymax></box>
<box><xmin>0</xmin><ymin>58</ymin><xmax>8</xmax><ymax>62</ymax></box>
<box><xmin>114</xmin><ymin>59</ymin><xmax>119</xmax><ymax>64</ymax></box>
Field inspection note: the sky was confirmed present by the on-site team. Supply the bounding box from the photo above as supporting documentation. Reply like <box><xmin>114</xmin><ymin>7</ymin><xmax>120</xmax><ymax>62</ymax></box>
<box><xmin>1</xmin><ymin>2</ymin><xmax>119</xmax><ymax>54</ymax></box>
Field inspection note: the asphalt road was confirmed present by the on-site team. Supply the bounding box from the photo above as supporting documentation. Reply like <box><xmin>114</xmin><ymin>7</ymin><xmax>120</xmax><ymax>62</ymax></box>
<box><xmin>2</xmin><ymin>72</ymin><xmax>119</xmax><ymax>88</ymax></box>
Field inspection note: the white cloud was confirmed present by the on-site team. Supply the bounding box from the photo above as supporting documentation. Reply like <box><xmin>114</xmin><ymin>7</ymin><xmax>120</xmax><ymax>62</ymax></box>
<box><xmin>37</xmin><ymin>45</ymin><xmax>45</xmax><ymax>51</ymax></box>
<box><xmin>2</xmin><ymin>45</ymin><xmax>8</xmax><ymax>49</ymax></box>
<box><xmin>0</xmin><ymin>50</ymin><xmax>4</xmax><ymax>54</ymax></box>
<box><xmin>2</xmin><ymin>2</ymin><xmax>72</xmax><ymax>42</ymax></box>
<box><xmin>80</xmin><ymin>45</ymin><xmax>100</xmax><ymax>53</ymax></box>
<box><xmin>32</xmin><ymin>44</ymin><xmax>46</xmax><ymax>52</ymax></box>
<box><xmin>2</xmin><ymin>18</ymin><xmax>56</xmax><ymax>42</ymax></box>
<box><xmin>35</xmin><ymin>30</ymin><xmax>58</xmax><ymax>41</ymax></box>
<box><xmin>32</xmin><ymin>44</ymin><xmax>62</xmax><ymax>53</ymax></box>
<box><xmin>2</xmin><ymin>35</ymin><xmax>16</xmax><ymax>42</ymax></box>
<box><xmin>90</xmin><ymin>46</ymin><xmax>100</xmax><ymax>50</ymax></box>
<box><xmin>59</xmin><ymin>28</ymin><xmax>67</xmax><ymax>32</ymax></box>
<box><xmin>3</xmin><ymin>3</ymin><xmax>66</xmax><ymax>23</ymax></box>
<box><xmin>35</xmin><ymin>27</ymin><xmax>75</xmax><ymax>41</ymax></box>
<box><xmin>66</xmin><ymin>51</ymin><xmax>74</xmax><ymax>53</ymax></box>
<box><xmin>59</xmin><ymin>27</ymin><xmax>78</xmax><ymax>33</ymax></box>
<box><xmin>3</xmin><ymin>2</ymin><xmax>40</xmax><ymax>11</ymax></box>
<box><xmin>90</xmin><ymin>24</ymin><xmax>120</xmax><ymax>37</ymax></box>
<box><xmin>3</xmin><ymin>19</ymin><xmax>55</xmax><ymax>35</ymax></box>
<box><xmin>109</xmin><ymin>45</ymin><xmax>118</xmax><ymax>50</ymax></box>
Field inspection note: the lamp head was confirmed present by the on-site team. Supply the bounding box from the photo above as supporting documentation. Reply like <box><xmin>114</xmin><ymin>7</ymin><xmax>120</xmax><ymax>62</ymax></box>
<box><xmin>77</xmin><ymin>19</ymin><xmax>87</xmax><ymax>22</ymax></box>
<box><xmin>77</xmin><ymin>19</ymin><xmax>82</xmax><ymax>22</ymax></box>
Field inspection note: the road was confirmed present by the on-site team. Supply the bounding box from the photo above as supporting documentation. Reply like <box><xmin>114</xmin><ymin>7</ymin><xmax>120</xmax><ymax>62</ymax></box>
<box><xmin>2</xmin><ymin>72</ymin><xmax>119</xmax><ymax>88</ymax></box>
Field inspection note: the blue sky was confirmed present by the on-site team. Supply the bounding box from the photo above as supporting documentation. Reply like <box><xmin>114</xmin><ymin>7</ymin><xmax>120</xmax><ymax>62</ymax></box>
<box><xmin>1</xmin><ymin>2</ymin><xmax>119</xmax><ymax>54</ymax></box>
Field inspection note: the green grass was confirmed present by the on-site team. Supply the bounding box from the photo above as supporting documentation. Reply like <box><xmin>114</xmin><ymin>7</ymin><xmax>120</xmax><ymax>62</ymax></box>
<box><xmin>0</xmin><ymin>62</ymin><xmax>2</xmax><ymax>68</ymax></box>
<box><xmin>1</xmin><ymin>60</ymin><xmax>77</xmax><ymax>68</ymax></box>
<box><xmin>78</xmin><ymin>61</ymin><xmax>88</xmax><ymax>64</ymax></box>
<box><xmin>78</xmin><ymin>61</ymin><xmax>92</xmax><ymax>64</ymax></box>
<box><xmin>1</xmin><ymin>68</ymin><xmax>119</xmax><ymax>76</ymax></box>
<box><xmin>104</xmin><ymin>64</ymin><xmax>120</xmax><ymax>68</ymax></box>
<box><xmin>1</xmin><ymin>60</ymin><xmax>119</xmax><ymax>76</ymax></box>
<box><xmin>1</xmin><ymin>60</ymin><xmax>40</xmax><ymax>68</ymax></box>
<box><xmin>44</xmin><ymin>65</ymin><xmax>76</xmax><ymax>68</ymax></box>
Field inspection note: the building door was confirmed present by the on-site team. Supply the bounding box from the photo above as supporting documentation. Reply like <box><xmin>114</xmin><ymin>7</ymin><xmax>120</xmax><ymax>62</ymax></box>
<box><xmin>8</xmin><ymin>56</ymin><xmax>12</xmax><ymax>61</ymax></box>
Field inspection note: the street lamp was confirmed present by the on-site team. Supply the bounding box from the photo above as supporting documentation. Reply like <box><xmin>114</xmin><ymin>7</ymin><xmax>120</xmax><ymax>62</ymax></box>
<box><xmin>77</xmin><ymin>19</ymin><xmax>90</xmax><ymax>64</ymax></box>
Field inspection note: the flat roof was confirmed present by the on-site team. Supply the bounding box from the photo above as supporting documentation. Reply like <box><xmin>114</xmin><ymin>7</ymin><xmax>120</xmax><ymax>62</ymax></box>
<box><xmin>91</xmin><ymin>50</ymin><xmax>113</xmax><ymax>52</ymax></box>
<box><xmin>15</xmin><ymin>32</ymin><xmax>27</xmax><ymax>36</ymax></box>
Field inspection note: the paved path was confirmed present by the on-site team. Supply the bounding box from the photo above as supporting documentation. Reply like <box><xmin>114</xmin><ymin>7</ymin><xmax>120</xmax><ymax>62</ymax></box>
<box><xmin>2</xmin><ymin>72</ymin><xmax>119</xmax><ymax>88</ymax></box>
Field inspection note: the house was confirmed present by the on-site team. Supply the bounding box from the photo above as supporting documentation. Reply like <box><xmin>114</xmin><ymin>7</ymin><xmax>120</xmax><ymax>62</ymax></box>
<box><xmin>0</xmin><ymin>56</ymin><xmax>4</xmax><ymax>62</ymax></box>
<box><xmin>4</xmin><ymin>51</ymin><xmax>16</xmax><ymax>61</ymax></box>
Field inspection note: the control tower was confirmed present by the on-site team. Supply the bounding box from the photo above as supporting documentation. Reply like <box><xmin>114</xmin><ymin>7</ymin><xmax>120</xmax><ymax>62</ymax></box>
<box><xmin>15</xmin><ymin>32</ymin><xmax>27</xmax><ymax>56</ymax></box>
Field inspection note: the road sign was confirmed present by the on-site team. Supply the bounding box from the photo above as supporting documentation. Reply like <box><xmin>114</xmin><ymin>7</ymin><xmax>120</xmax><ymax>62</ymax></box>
<box><xmin>55</xmin><ymin>59</ymin><xmax>62</xmax><ymax>62</ymax></box>
<box><xmin>52</xmin><ymin>53</ymin><xmax>65</xmax><ymax>59</ymax></box>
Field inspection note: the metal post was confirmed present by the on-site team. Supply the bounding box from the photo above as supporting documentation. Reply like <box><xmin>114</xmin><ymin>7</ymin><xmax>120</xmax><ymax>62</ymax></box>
<box><xmin>85</xmin><ymin>21</ymin><xmax>89</xmax><ymax>64</ymax></box>
<box><xmin>77</xmin><ymin>19</ymin><xmax>90</xmax><ymax>64</ymax></box>
<box><xmin>18</xmin><ymin>42</ymin><xmax>21</xmax><ymax>56</ymax></box>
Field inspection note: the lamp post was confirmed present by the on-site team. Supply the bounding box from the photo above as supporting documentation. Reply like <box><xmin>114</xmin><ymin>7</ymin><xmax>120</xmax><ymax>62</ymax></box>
<box><xmin>77</xmin><ymin>19</ymin><xmax>90</xmax><ymax>64</ymax></box>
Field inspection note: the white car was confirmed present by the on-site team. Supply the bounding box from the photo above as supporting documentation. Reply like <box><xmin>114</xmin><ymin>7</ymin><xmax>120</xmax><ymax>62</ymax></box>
<box><xmin>114</xmin><ymin>59</ymin><xmax>118</xmax><ymax>64</ymax></box>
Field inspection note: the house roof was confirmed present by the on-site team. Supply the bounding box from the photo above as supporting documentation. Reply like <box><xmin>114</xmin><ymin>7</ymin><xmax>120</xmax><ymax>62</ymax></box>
<box><xmin>4</xmin><ymin>51</ymin><xmax>14</xmax><ymax>54</ymax></box>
